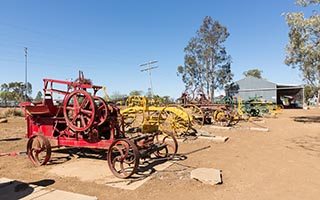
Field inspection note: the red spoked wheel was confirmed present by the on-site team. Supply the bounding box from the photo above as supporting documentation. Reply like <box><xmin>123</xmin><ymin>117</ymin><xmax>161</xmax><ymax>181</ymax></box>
<box><xmin>153</xmin><ymin>131</ymin><xmax>178</xmax><ymax>159</ymax></box>
<box><xmin>93</xmin><ymin>96</ymin><xmax>108</xmax><ymax>126</ymax></box>
<box><xmin>107</xmin><ymin>138</ymin><xmax>140</xmax><ymax>178</ymax></box>
<box><xmin>27</xmin><ymin>135</ymin><xmax>51</xmax><ymax>166</ymax></box>
<box><xmin>63</xmin><ymin>90</ymin><xmax>96</xmax><ymax>131</ymax></box>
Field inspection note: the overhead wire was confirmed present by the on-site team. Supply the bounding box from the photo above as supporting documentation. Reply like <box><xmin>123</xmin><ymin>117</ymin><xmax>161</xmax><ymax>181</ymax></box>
<box><xmin>0</xmin><ymin>21</ymin><xmax>147</xmax><ymax>68</ymax></box>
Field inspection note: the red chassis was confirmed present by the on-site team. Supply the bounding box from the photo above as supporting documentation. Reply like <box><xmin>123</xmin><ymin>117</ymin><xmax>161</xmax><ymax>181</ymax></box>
<box><xmin>20</xmin><ymin>72</ymin><xmax>178</xmax><ymax>178</ymax></box>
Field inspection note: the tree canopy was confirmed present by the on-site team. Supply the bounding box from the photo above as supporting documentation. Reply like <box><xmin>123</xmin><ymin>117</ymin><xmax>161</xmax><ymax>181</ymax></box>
<box><xmin>177</xmin><ymin>16</ymin><xmax>233</xmax><ymax>101</ymax></box>
<box><xmin>284</xmin><ymin>0</ymin><xmax>319</xmax><ymax>85</ymax></box>
<box><xmin>243</xmin><ymin>69</ymin><xmax>263</xmax><ymax>79</ymax></box>
<box><xmin>304</xmin><ymin>84</ymin><xmax>318</xmax><ymax>102</ymax></box>
<box><xmin>34</xmin><ymin>91</ymin><xmax>43</xmax><ymax>102</ymax></box>
<box><xmin>0</xmin><ymin>82</ymin><xmax>32</xmax><ymax>106</ymax></box>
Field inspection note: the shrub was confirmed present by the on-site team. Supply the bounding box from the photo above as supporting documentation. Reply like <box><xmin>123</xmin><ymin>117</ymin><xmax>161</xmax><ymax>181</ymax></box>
<box><xmin>3</xmin><ymin>108</ymin><xmax>23</xmax><ymax>117</ymax></box>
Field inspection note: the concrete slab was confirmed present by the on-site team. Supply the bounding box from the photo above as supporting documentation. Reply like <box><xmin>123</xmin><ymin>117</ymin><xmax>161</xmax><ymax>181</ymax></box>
<box><xmin>0</xmin><ymin>118</ymin><xmax>8</xmax><ymax>123</ymax></box>
<box><xmin>209</xmin><ymin>125</ymin><xmax>232</xmax><ymax>130</ymax></box>
<box><xmin>197</xmin><ymin>135</ymin><xmax>229</xmax><ymax>143</ymax></box>
<box><xmin>103</xmin><ymin>161</ymin><xmax>172</xmax><ymax>190</ymax></box>
<box><xmin>190</xmin><ymin>168</ymin><xmax>222</xmax><ymax>185</ymax></box>
<box><xmin>0</xmin><ymin>177</ymin><xmax>97</xmax><ymax>200</ymax></box>
<box><xmin>249</xmin><ymin>127</ymin><xmax>269</xmax><ymax>132</ymax></box>
<box><xmin>190</xmin><ymin>130</ymin><xmax>229</xmax><ymax>143</ymax></box>
<box><xmin>235</xmin><ymin>126</ymin><xmax>269</xmax><ymax>132</ymax></box>
<box><xmin>48</xmin><ymin>159</ymin><xmax>109</xmax><ymax>182</ymax></box>
<box><xmin>48</xmin><ymin>158</ymin><xmax>173</xmax><ymax>190</ymax></box>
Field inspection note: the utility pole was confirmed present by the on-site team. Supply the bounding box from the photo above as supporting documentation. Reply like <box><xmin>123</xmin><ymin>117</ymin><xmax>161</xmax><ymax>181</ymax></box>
<box><xmin>24</xmin><ymin>47</ymin><xmax>28</xmax><ymax>101</ymax></box>
<box><xmin>140</xmin><ymin>60</ymin><xmax>158</xmax><ymax>97</ymax></box>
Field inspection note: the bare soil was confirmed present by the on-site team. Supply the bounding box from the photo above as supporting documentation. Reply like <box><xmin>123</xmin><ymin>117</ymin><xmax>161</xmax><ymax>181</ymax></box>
<box><xmin>1</xmin><ymin>108</ymin><xmax>320</xmax><ymax>200</ymax></box>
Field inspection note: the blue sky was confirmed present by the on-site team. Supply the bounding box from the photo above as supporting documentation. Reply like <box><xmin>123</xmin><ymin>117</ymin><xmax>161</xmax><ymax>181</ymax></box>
<box><xmin>0</xmin><ymin>0</ymin><xmax>316</xmax><ymax>99</ymax></box>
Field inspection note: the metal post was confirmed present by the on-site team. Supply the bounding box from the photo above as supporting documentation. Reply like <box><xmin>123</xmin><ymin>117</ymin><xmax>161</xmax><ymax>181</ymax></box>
<box><xmin>140</xmin><ymin>60</ymin><xmax>158</xmax><ymax>97</ymax></box>
<box><xmin>24</xmin><ymin>47</ymin><xmax>28</xmax><ymax>101</ymax></box>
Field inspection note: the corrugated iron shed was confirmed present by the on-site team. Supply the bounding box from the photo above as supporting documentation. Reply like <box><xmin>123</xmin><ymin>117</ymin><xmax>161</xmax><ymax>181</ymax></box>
<box><xmin>226</xmin><ymin>76</ymin><xmax>304</xmax><ymax>108</ymax></box>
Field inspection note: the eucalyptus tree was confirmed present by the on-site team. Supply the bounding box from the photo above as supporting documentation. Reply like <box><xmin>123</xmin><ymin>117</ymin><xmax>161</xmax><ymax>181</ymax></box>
<box><xmin>129</xmin><ymin>90</ymin><xmax>144</xmax><ymax>96</ymax></box>
<box><xmin>0</xmin><ymin>83</ymin><xmax>11</xmax><ymax>106</ymax></box>
<box><xmin>34</xmin><ymin>91</ymin><xmax>43</xmax><ymax>102</ymax></box>
<box><xmin>243</xmin><ymin>69</ymin><xmax>263</xmax><ymax>79</ymax></box>
<box><xmin>0</xmin><ymin>82</ymin><xmax>32</xmax><ymax>105</ymax></box>
<box><xmin>284</xmin><ymin>0</ymin><xmax>320</xmax><ymax>101</ymax></box>
<box><xmin>177</xmin><ymin>16</ymin><xmax>233</xmax><ymax>102</ymax></box>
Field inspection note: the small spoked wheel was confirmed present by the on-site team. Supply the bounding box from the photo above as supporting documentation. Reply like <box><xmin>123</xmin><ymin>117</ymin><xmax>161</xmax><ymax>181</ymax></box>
<box><xmin>213</xmin><ymin>110</ymin><xmax>231</xmax><ymax>127</ymax></box>
<box><xmin>153</xmin><ymin>131</ymin><xmax>178</xmax><ymax>159</ymax></box>
<box><xmin>229</xmin><ymin>111</ymin><xmax>240</xmax><ymax>126</ymax></box>
<box><xmin>27</xmin><ymin>135</ymin><xmax>51</xmax><ymax>166</ymax></box>
<box><xmin>63</xmin><ymin>90</ymin><xmax>96</xmax><ymax>131</ymax></box>
<box><xmin>107</xmin><ymin>138</ymin><xmax>140</xmax><ymax>178</ymax></box>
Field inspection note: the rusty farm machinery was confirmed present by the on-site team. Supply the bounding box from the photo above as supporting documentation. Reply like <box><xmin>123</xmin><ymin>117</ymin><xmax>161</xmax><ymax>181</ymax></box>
<box><xmin>175</xmin><ymin>90</ymin><xmax>284</xmax><ymax>128</ymax></box>
<box><xmin>120</xmin><ymin>91</ymin><xmax>239</xmax><ymax>138</ymax></box>
<box><xmin>19</xmin><ymin>71</ymin><xmax>178</xmax><ymax>179</ymax></box>
<box><xmin>175</xmin><ymin>91</ymin><xmax>240</xmax><ymax>127</ymax></box>
<box><xmin>120</xmin><ymin>95</ymin><xmax>195</xmax><ymax>138</ymax></box>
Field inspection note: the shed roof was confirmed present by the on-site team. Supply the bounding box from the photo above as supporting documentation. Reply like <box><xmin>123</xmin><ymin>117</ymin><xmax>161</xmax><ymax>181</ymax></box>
<box><xmin>235</xmin><ymin>76</ymin><xmax>275</xmax><ymax>86</ymax></box>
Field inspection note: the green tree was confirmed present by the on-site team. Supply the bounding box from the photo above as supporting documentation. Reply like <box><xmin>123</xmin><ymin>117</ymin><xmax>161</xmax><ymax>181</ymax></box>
<box><xmin>177</xmin><ymin>16</ymin><xmax>233</xmax><ymax>102</ymax></box>
<box><xmin>146</xmin><ymin>88</ymin><xmax>153</xmax><ymax>98</ymax></box>
<box><xmin>284</xmin><ymin>0</ymin><xmax>320</xmax><ymax>102</ymax></box>
<box><xmin>0</xmin><ymin>82</ymin><xmax>32</xmax><ymax>105</ymax></box>
<box><xmin>162</xmin><ymin>95</ymin><xmax>174</xmax><ymax>105</ymax></box>
<box><xmin>129</xmin><ymin>90</ymin><xmax>143</xmax><ymax>96</ymax></box>
<box><xmin>243</xmin><ymin>69</ymin><xmax>263</xmax><ymax>79</ymax></box>
<box><xmin>34</xmin><ymin>91</ymin><xmax>43</xmax><ymax>102</ymax></box>
<box><xmin>0</xmin><ymin>83</ymin><xmax>11</xmax><ymax>106</ymax></box>
<box><xmin>304</xmin><ymin>84</ymin><xmax>318</xmax><ymax>103</ymax></box>
<box><xmin>109</xmin><ymin>91</ymin><xmax>127</xmax><ymax>102</ymax></box>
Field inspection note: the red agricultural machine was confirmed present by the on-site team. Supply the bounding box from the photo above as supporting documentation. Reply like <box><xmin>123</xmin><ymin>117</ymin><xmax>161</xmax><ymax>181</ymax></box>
<box><xmin>20</xmin><ymin>71</ymin><xmax>178</xmax><ymax>178</ymax></box>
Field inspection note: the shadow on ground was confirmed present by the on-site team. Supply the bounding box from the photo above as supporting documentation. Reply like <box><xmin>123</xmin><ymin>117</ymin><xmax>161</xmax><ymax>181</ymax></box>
<box><xmin>290</xmin><ymin>135</ymin><xmax>320</xmax><ymax>156</ymax></box>
<box><xmin>292</xmin><ymin>116</ymin><xmax>320</xmax><ymax>123</ymax></box>
<box><xmin>0</xmin><ymin>179</ymin><xmax>55</xmax><ymax>200</ymax></box>
<box><xmin>0</xmin><ymin>137</ymin><xmax>22</xmax><ymax>142</ymax></box>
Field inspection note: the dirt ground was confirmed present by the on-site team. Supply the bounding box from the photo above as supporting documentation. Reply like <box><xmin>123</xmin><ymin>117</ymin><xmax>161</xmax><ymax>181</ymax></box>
<box><xmin>1</xmin><ymin>108</ymin><xmax>320</xmax><ymax>200</ymax></box>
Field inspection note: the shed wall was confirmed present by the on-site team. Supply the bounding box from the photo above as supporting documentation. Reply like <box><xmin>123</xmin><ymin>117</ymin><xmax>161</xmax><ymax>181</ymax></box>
<box><xmin>228</xmin><ymin>77</ymin><xmax>277</xmax><ymax>103</ymax></box>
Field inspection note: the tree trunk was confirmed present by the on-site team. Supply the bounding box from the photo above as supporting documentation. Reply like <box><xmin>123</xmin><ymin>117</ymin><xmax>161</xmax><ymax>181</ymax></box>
<box><xmin>210</xmin><ymin>54</ymin><xmax>215</xmax><ymax>103</ymax></box>
<box><xmin>210</xmin><ymin>87</ymin><xmax>214</xmax><ymax>103</ymax></box>
<box><xmin>317</xmin><ymin>73</ymin><xmax>320</xmax><ymax>107</ymax></box>
<box><xmin>210</xmin><ymin>77</ymin><xmax>215</xmax><ymax>103</ymax></box>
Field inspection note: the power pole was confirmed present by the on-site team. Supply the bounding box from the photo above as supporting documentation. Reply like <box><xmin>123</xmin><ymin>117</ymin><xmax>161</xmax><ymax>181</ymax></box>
<box><xmin>24</xmin><ymin>47</ymin><xmax>28</xmax><ymax>101</ymax></box>
<box><xmin>140</xmin><ymin>60</ymin><xmax>158</xmax><ymax>97</ymax></box>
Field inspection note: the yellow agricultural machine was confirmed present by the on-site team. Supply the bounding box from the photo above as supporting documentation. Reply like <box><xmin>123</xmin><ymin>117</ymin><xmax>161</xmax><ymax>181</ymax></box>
<box><xmin>120</xmin><ymin>96</ymin><xmax>200</xmax><ymax>137</ymax></box>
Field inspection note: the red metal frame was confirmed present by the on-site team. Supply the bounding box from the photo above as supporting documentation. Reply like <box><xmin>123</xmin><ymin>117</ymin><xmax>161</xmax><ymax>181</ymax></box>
<box><xmin>19</xmin><ymin>72</ymin><xmax>178</xmax><ymax>178</ymax></box>
<box><xmin>20</xmin><ymin>71</ymin><xmax>121</xmax><ymax>150</ymax></box>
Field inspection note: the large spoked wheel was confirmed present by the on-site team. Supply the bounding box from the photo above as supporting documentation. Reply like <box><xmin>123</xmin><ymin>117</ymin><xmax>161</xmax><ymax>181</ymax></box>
<box><xmin>158</xmin><ymin>105</ymin><xmax>190</xmax><ymax>137</ymax></box>
<box><xmin>107</xmin><ymin>138</ymin><xmax>140</xmax><ymax>179</ymax></box>
<box><xmin>153</xmin><ymin>131</ymin><xmax>178</xmax><ymax>159</ymax></box>
<box><xmin>27</xmin><ymin>135</ymin><xmax>51</xmax><ymax>166</ymax></box>
<box><xmin>93</xmin><ymin>96</ymin><xmax>108</xmax><ymax>126</ymax></box>
<box><xmin>182</xmin><ymin>104</ymin><xmax>204</xmax><ymax>130</ymax></box>
<box><xmin>63</xmin><ymin>90</ymin><xmax>96</xmax><ymax>131</ymax></box>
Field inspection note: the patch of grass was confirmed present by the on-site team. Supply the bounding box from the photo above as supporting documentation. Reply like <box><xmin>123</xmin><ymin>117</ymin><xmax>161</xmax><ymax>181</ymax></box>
<box><xmin>1</xmin><ymin>108</ymin><xmax>24</xmax><ymax>118</ymax></box>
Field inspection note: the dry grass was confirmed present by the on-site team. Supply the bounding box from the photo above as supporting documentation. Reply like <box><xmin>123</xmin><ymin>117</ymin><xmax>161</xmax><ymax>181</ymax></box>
<box><xmin>0</xmin><ymin>108</ymin><xmax>23</xmax><ymax>118</ymax></box>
